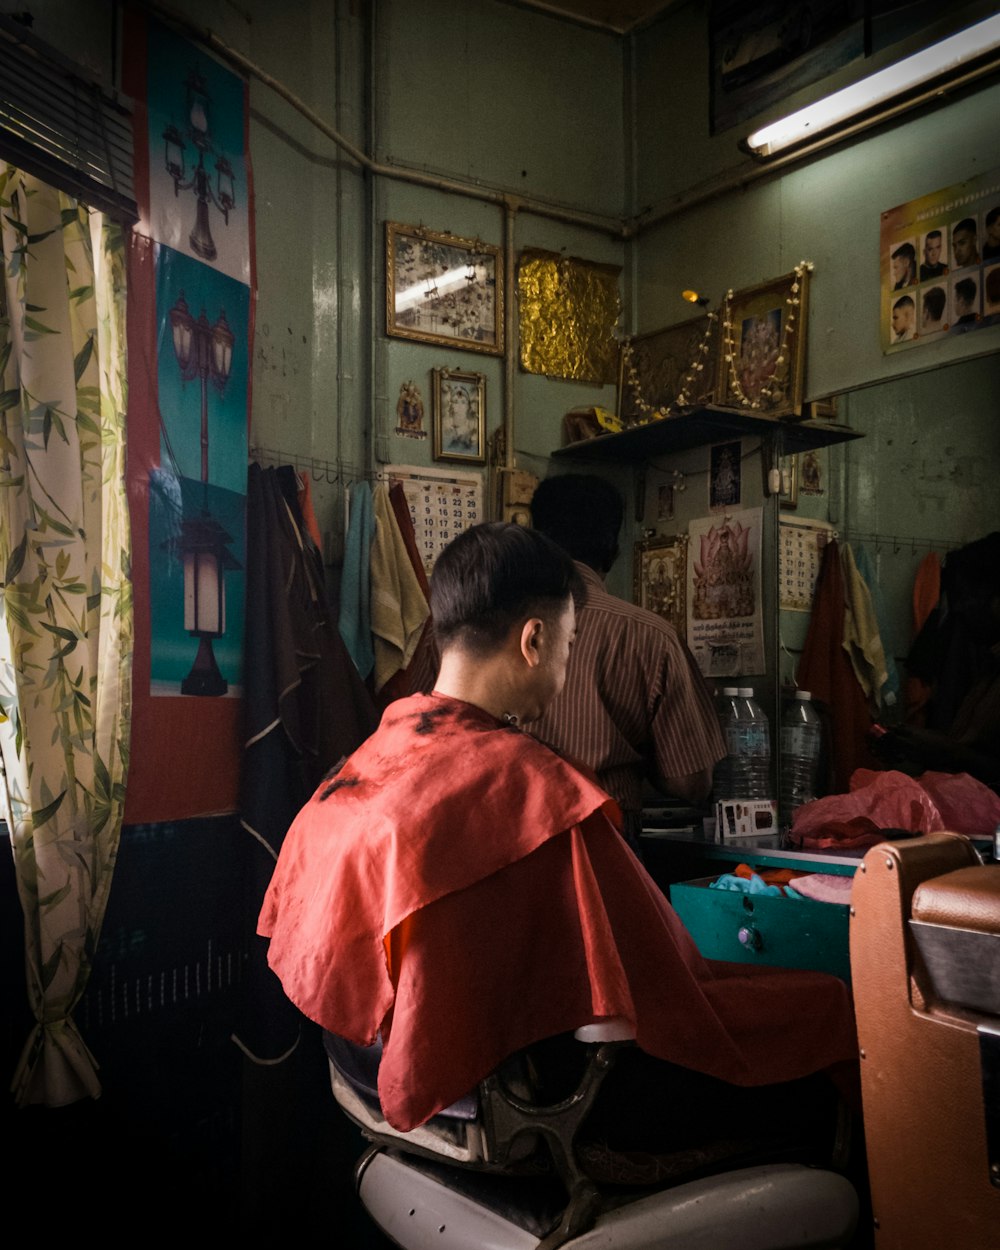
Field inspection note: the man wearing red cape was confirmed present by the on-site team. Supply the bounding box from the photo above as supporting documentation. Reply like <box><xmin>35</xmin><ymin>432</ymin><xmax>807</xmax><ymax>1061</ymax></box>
<box><xmin>259</xmin><ymin>523</ymin><xmax>857</xmax><ymax>1141</ymax></box>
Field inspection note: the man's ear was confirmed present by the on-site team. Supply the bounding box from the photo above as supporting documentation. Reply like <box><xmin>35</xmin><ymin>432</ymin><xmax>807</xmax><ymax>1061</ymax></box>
<box><xmin>518</xmin><ymin>617</ymin><xmax>544</xmax><ymax>668</ymax></box>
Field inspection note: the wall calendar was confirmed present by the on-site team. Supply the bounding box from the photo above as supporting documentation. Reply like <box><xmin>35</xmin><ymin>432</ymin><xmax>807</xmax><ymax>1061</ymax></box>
<box><xmin>779</xmin><ymin>517</ymin><xmax>836</xmax><ymax>612</ymax></box>
<box><xmin>386</xmin><ymin>463</ymin><xmax>485</xmax><ymax>577</ymax></box>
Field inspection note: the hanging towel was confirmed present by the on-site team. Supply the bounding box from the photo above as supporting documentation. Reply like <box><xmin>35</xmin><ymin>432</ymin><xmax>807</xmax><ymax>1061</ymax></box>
<box><xmin>855</xmin><ymin>545</ymin><xmax>900</xmax><ymax>708</ymax></box>
<box><xmin>339</xmin><ymin>480</ymin><xmax>376</xmax><ymax>680</ymax></box>
<box><xmin>296</xmin><ymin>471</ymin><xmax>324</xmax><ymax>553</ymax></box>
<box><xmin>905</xmin><ymin>551</ymin><xmax>942</xmax><ymax>726</ymax></box>
<box><xmin>370</xmin><ymin>482</ymin><xmax>430</xmax><ymax>693</ymax></box>
<box><xmin>841</xmin><ymin>543</ymin><xmax>889</xmax><ymax>713</ymax></box>
<box><xmin>798</xmin><ymin>540</ymin><xmax>879</xmax><ymax>793</ymax></box>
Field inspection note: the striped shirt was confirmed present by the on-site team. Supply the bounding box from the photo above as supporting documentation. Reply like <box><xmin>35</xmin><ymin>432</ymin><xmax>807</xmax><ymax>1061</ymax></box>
<box><xmin>529</xmin><ymin>563</ymin><xmax>725</xmax><ymax>816</ymax></box>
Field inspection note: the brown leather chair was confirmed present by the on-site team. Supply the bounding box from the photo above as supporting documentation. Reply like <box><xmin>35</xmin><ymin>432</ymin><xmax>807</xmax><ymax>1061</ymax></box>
<box><xmin>850</xmin><ymin>831</ymin><xmax>1000</xmax><ymax>1249</ymax></box>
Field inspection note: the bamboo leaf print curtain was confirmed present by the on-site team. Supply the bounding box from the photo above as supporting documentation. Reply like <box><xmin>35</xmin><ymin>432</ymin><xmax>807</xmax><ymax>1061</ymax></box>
<box><xmin>0</xmin><ymin>166</ymin><xmax>132</xmax><ymax>1106</ymax></box>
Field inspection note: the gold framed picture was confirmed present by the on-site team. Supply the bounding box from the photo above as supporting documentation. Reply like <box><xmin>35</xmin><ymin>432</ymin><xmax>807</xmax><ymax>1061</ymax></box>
<box><xmin>617</xmin><ymin>314</ymin><xmax>719</xmax><ymax>426</ymax></box>
<box><xmin>716</xmin><ymin>268</ymin><xmax>810</xmax><ymax>418</ymax></box>
<box><xmin>432</xmin><ymin>367</ymin><xmax>486</xmax><ymax>464</ymax></box>
<box><xmin>386</xmin><ymin>222</ymin><xmax>504</xmax><ymax>356</ymax></box>
<box><xmin>634</xmin><ymin>534</ymin><xmax>688</xmax><ymax>640</ymax></box>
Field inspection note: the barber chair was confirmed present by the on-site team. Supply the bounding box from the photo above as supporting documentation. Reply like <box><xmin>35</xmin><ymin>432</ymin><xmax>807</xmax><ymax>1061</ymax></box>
<box><xmin>850</xmin><ymin>831</ymin><xmax>1000</xmax><ymax>1249</ymax></box>
<box><xmin>324</xmin><ymin>1022</ymin><xmax>859</xmax><ymax>1249</ymax></box>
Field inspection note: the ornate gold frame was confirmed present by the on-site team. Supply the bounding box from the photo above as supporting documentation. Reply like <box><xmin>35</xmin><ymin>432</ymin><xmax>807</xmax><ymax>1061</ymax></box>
<box><xmin>386</xmin><ymin>222</ymin><xmax>504</xmax><ymax>356</ymax></box>
<box><xmin>716</xmin><ymin>267</ymin><xmax>810</xmax><ymax>418</ymax></box>
<box><xmin>634</xmin><ymin>534</ymin><xmax>688</xmax><ymax>641</ymax></box>
<box><xmin>432</xmin><ymin>367</ymin><xmax>487</xmax><ymax>464</ymax></box>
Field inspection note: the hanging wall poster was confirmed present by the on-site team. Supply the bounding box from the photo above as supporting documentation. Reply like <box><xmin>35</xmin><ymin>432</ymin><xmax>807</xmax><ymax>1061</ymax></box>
<box><xmin>881</xmin><ymin>167</ymin><xmax>1000</xmax><ymax>352</ymax></box>
<box><xmin>122</xmin><ymin>9</ymin><xmax>255</xmax><ymax>823</ymax></box>
<box><xmin>149</xmin><ymin>245</ymin><xmax>250</xmax><ymax>695</ymax></box>
<box><xmin>687</xmin><ymin>508</ymin><xmax>764</xmax><ymax>678</ymax></box>
<box><xmin>144</xmin><ymin>17</ymin><xmax>251</xmax><ymax>284</ymax></box>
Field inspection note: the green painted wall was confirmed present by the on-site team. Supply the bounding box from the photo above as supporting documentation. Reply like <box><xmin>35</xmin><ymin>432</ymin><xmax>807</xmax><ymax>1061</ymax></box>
<box><xmin>18</xmin><ymin>0</ymin><xmax>1000</xmax><ymax>695</ymax></box>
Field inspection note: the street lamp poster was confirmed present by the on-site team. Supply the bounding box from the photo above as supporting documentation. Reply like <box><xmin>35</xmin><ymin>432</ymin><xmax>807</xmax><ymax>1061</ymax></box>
<box><xmin>144</xmin><ymin>17</ymin><xmax>251</xmax><ymax>285</ymax></box>
<box><xmin>150</xmin><ymin>244</ymin><xmax>250</xmax><ymax>696</ymax></box>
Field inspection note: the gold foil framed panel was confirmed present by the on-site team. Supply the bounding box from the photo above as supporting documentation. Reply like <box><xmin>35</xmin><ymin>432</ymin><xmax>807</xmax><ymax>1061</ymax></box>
<box><xmin>386</xmin><ymin>222</ymin><xmax>504</xmax><ymax>356</ymax></box>
<box><xmin>518</xmin><ymin>249</ymin><xmax>621</xmax><ymax>383</ymax></box>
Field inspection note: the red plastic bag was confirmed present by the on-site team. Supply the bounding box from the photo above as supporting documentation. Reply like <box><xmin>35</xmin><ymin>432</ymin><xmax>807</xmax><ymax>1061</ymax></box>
<box><xmin>915</xmin><ymin>770</ymin><xmax>1000</xmax><ymax>836</ymax></box>
<box><xmin>788</xmin><ymin>768</ymin><xmax>1000</xmax><ymax>850</ymax></box>
<box><xmin>788</xmin><ymin>770</ymin><xmax>942</xmax><ymax>850</ymax></box>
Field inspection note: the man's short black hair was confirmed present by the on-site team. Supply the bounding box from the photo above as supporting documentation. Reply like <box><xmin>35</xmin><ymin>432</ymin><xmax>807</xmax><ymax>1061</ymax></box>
<box><xmin>955</xmin><ymin>276</ymin><xmax>977</xmax><ymax>306</ymax></box>
<box><xmin>925</xmin><ymin>229</ymin><xmax>942</xmax><ymax>242</ymax></box>
<box><xmin>954</xmin><ymin>217</ymin><xmax>978</xmax><ymax>238</ymax></box>
<box><xmin>530</xmin><ymin>473</ymin><xmax>624</xmax><ymax>573</ymax></box>
<box><xmin>430</xmin><ymin>521</ymin><xmax>581</xmax><ymax>655</ymax></box>
<box><xmin>892</xmin><ymin>242</ymin><xmax>915</xmax><ymax>261</ymax></box>
<box><xmin>986</xmin><ymin>206</ymin><xmax>1000</xmax><ymax>229</ymax></box>
<box><xmin>893</xmin><ymin>295</ymin><xmax>914</xmax><ymax>311</ymax></box>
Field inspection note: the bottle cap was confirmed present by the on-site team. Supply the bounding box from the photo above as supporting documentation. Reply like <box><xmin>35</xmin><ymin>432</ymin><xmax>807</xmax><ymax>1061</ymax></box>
<box><xmin>796</xmin><ymin>690</ymin><xmax>812</xmax><ymax>700</ymax></box>
<box><xmin>722</xmin><ymin>686</ymin><xmax>738</xmax><ymax>695</ymax></box>
<box><xmin>738</xmin><ymin>687</ymin><xmax>753</xmax><ymax>697</ymax></box>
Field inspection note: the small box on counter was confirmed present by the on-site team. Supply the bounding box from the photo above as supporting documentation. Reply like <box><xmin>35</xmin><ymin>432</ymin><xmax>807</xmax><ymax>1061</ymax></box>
<box><xmin>715</xmin><ymin>799</ymin><xmax>779</xmax><ymax>842</ymax></box>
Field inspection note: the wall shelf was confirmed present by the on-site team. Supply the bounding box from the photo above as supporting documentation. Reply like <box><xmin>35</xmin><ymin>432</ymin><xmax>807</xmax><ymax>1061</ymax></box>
<box><xmin>552</xmin><ymin>405</ymin><xmax>864</xmax><ymax>463</ymax></box>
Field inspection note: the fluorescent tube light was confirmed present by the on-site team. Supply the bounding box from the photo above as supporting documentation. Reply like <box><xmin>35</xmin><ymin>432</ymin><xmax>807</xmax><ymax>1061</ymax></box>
<box><xmin>745</xmin><ymin>13</ymin><xmax>1000</xmax><ymax>157</ymax></box>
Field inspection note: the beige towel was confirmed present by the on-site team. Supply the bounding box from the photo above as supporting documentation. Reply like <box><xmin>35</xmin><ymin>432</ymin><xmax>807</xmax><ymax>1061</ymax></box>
<box><xmin>370</xmin><ymin>483</ymin><xmax>430</xmax><ymax>693</ymax></box>
<box><xmin>841</xmin><ymin>542</ymin><xmax>888</xmax><ymax>710</ymax></box>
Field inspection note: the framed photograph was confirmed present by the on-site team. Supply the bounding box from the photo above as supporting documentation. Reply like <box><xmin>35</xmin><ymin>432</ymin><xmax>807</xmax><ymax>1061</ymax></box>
<box><xmin>634</xmin><ymin>534</ymin><xmax>688</xmax><ymax>641</ymax></box>
<box><xmin>716</xmin><ymin>268</ymin><xmax>810</xmax><ymax>418</ymax></box>
<box><xmin>709</xmin><ymin>440</ymin><xmax>742</xmax><ymax>511</ymax></box>
<box><xmin>432</xmin><ymin>367</ymin><xmax>486</xmax><ymax>464</ymax></box>
<box><xmin>617</xmin><ymin>314</ymin><xmax>718</xmax><ymax>427</ymax></box>
<box><xmin>386</xmin><ymin>222</ymin><xmax>503</xmax><ymax>356</ymax></box>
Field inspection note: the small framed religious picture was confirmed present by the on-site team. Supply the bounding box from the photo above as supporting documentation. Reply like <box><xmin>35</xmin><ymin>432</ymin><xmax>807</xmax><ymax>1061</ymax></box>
<box><xmin>709</xmin><ymin>440</ymin><xmax>742</xmax><ymax>511</ymax></box>
<box><xmin>432</xmin><ymin>367</ymin><xmax>486</xmax><ymax>464</ymax></box>
<box><xmin>634</xmin><ymin>534</ymin><xmax>688</xmax><ymax>641</ymax></box>
<box><xmin>716</xmin><ymin>266</ymin><xmax>810</xmax><ymax>418</ymax></box>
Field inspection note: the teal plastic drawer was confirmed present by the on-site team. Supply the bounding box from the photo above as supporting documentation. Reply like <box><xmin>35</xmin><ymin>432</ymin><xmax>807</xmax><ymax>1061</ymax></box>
<box><xmin>669</xmin><ymin>876</ymin><xmax>852</xmax><ymax>982</ymax></box>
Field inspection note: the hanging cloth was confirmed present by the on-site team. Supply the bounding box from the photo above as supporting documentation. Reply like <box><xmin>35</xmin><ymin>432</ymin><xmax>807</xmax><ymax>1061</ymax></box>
<box><xmin>376</xmin><ymin>482</ymin><xmax>436</xmax><ymax>710</ymax></box>
<box><xmin>855</xmin><ymin>545</ymin><xmax>900</xmax><ymax>709</ymax></box>
<box><xmin>370</xmin><ymin>483</ymin><xmax>430</xmax><ymax>694</ymax></box>
<box><xmin>841</xmin><ymin>543</ymin><xmax>889</xmax><ymax>714</ymax></box>
<box><xmin>798</xmin><ymin>540</ymin><xmax>879</xmax><ymax>794</ymax></box>
<box><xmin>338</xmin><ymin>480</ymin><xmax>376</xmax><ymax>680</ymax></box>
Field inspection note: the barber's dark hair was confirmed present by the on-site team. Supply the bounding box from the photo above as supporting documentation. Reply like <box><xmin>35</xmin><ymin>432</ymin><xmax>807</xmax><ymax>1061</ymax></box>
<box><xmin>529</xmin><ymin>473</ymin><xmax>624</xmax><ymax>573</ymax></box>
<box><xmin>430</xmin><ymin>522</ymin><xmax>581</xmax><ymax>654</ymax></box>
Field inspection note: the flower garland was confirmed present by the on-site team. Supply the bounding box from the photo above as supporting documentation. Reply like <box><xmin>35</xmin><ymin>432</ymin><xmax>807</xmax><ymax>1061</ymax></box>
<box><xmin>721</xmin><ymin>260</ymin><xmax>813</xmax><ymax>411</ymax></box>
<box><xmin>620</xmin><ymin>311</ymin><xmax>718</xmax><ymax>425</ymax></box>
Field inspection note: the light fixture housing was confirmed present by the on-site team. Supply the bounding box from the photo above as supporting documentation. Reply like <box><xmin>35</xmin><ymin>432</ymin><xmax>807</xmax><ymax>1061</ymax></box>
<box><xmin>744</xmin><ymin>13</ymin><xmax>1000</xmax><ymax>158</ymax></box>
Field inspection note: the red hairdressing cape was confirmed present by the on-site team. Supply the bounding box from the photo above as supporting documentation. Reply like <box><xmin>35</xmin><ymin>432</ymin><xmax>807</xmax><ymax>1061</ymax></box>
<box><xmin>259</xmin><ymin>694</ymin><xmax>856</xmax><ymax>1131</ymax></box>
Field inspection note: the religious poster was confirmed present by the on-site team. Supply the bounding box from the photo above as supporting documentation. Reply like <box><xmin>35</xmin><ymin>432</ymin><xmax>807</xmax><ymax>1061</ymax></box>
<box><xmin>709</xmin><ymin>440</ymin><xmax>742</xmax><ymax>511</ymax></box>
<box><xmin>880</xmin><ymin>167</ymin><xmax>1000</xmax><ymax>352</ymax></box>
<box><xmin>686</xmin><ymin>508</ymin><xmax>764</xmax><ymax>678</ymax></box>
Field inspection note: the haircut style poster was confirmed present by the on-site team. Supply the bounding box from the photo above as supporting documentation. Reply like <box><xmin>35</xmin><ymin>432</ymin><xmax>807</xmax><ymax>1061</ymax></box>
<box><xmin>686</xmin><ymin>508</ymin><xmax>764</xmax><ymax>678</ymax></box>
<box><xmin>881</xmin><ymin>167</ymin><xmax>1000</xmax><ymax>353</ymax></box>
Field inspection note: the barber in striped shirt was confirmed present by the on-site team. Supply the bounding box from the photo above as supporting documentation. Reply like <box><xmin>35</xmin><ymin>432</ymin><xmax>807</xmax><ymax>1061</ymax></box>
<box><xmin>528</xmin><ymin>473</ymin><xmax>725</xmax><ymax>851</ymax></box>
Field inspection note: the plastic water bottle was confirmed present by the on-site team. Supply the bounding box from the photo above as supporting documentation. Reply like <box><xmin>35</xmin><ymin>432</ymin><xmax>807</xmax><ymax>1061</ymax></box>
<box><xmin>739</xmin><ymin>687</ymin><xmax>772</xmax><ymax>800</ymax></box>
<box><xmin>780</xmin><ymin>690</ymin><xmax>822</xmax><ymax>830</ymax></box>
<box><xmin>712</xmin><ymin>687</ymin><xmax>743</xmax><ymax>800</ymax></box>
